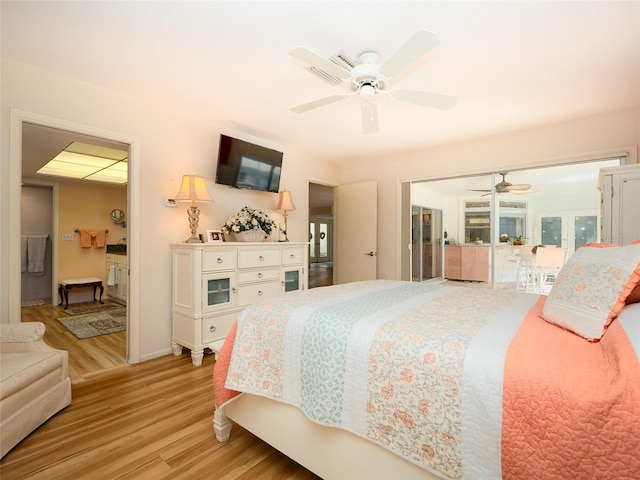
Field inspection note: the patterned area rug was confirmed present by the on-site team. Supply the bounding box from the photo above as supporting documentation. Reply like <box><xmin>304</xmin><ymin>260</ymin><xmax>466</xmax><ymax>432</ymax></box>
<box><xmin>21</xmin><ymin>299</ymin><xmax>45</xmax><ymax>307</ymax></box>
<box><xmin>65</xmin><ymin>303</ymin><xmax>122</xmax><ymax>316</ymax></box>
<box><xmin>57</xmin><ymin>308</ymin><xmax>126</xmax><ymax>339</ymax></box>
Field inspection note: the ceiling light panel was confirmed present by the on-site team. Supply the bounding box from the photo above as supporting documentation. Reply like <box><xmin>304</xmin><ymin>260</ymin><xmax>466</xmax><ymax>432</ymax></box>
<box><xmin>36</xmin><ymin>142</ymin><xmax>128</xmax><ymax>184</ymax></box>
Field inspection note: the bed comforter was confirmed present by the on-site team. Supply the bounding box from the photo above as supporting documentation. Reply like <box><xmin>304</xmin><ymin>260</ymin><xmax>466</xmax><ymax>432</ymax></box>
<box><xmin>214</xmin><ymin>280</ymin><xmax>640</xmax><ymax>480</ymax></box>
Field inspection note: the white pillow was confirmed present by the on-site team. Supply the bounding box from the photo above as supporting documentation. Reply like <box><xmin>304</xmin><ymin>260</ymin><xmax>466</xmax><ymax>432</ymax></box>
<box><xmin>541</xmin><ymin>244</ymin><xmax>640</xmax><ymax>341</ymax></box>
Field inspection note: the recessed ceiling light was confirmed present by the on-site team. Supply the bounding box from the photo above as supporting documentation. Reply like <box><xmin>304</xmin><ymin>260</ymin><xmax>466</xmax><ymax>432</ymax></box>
<box><xmin>37</xmin><ymin>142</ymin><xmax>128</xmax><ymax>184</ymax></box>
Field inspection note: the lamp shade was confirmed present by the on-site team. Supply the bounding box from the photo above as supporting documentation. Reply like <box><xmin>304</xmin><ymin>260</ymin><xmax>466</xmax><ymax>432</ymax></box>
<box><xmin>174</xmin><ymin>175</ymin><xmax>212</xmax><ymax>205</ymax></box>
<box><xmin>276</xmin><ymin>190</ymin><xmax>296</xmax><ymax>212</ymax></box>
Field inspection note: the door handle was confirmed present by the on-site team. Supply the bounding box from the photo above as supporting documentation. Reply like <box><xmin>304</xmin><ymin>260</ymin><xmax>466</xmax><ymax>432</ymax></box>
<box><xmin>364</xmin><ymin>251</ymin><xmax>377</xmax><ymax>257</ymax></box>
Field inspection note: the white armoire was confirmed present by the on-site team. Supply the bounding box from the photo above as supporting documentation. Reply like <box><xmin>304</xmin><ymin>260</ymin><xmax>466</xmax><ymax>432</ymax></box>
<box><xmin>598</xmin><ymin>164</ymin><xmax>640</xmax><ymax>245</ymax></box>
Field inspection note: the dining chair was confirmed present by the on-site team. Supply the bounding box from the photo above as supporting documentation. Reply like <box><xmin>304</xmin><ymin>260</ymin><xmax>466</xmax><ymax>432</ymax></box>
<box><xmin>533</xmin><ymin>247</ymin><xmax>568</xmax><ymax>294</ymax></box>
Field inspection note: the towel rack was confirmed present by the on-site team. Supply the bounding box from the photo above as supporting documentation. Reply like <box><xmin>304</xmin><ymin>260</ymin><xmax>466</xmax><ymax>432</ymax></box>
<box><xmin>74</xmin><ymin>229</ymin><xmax>109</xmax><ymax>234</ymax></box>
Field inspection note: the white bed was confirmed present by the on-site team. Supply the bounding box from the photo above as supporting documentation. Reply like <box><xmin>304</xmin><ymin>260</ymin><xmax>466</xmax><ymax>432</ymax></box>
<box><xmin>213</xmin><ymin>248</ymin><xmax>640</xmax><ymax>480</ymax></box>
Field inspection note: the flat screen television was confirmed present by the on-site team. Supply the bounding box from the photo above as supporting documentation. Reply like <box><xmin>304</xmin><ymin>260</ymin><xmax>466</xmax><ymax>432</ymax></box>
<box><xmin>215</xmin><ymin>134</ymin><xmax>283</xmax><ymax>193</ymax></box>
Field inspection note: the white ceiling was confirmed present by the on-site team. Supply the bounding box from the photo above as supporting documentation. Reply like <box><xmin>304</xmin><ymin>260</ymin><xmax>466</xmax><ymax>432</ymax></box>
<box><xmin>2</xmin><ymin>1</ymin><xmax>639</xmax><ymax>166</ymax></box>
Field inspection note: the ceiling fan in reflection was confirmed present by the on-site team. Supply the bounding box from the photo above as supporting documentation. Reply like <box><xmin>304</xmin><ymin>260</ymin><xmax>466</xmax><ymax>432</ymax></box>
<box><xmin>469</xmin><ymin>173</ymin><xmax>538</xmax><ymax>196</ymax></box>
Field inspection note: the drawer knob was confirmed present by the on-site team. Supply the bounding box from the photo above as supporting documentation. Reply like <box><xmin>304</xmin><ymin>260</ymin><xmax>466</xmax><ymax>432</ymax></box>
<box><xmin>258</xmin><ymin>272</ymin><xmax>263</xmax><ymax>278</ymax></box>
<box><xmin>217</xmin><ymin>258</ymin><xmax>223</xmax><ymax>264</ymax></box>
<box><xmin>258</xmin><ymin>290</ymin><xmax>263</xmax><ymax>296</ymax></box>
<box><xmin>290</xmin><ymin>254</ymin><xmax>295</xmax><ymax>259</ymax></box>
<box><xmin>209</xmin><ymin>325</ymin><xmax>216</xmax><ymax>333</ymax></box>
<box><xmin>258</xmin><ymin>255</ymin><xmax>264</xmax><ymax>261</ymax></box>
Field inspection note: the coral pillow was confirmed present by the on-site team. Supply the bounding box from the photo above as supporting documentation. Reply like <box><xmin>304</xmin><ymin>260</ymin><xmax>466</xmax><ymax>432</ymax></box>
<box><xmin>542</xmin><ymin>244</ymin><xmax>640</xmax><ymax>341</ymax></box>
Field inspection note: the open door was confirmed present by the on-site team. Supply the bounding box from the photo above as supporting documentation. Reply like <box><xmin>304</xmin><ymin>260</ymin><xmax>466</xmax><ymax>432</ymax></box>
<box><xmin>334</xmin><ymin>181</ymin><xmax>377</xmax><ymax>284</ymax></box>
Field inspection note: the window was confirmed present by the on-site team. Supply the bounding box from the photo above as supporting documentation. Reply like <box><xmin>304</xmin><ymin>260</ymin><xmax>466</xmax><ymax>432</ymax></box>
<box><xmin>465</xmin><ymin>200</ymin><xmax>527</xmax><ymax>244</ymax></box>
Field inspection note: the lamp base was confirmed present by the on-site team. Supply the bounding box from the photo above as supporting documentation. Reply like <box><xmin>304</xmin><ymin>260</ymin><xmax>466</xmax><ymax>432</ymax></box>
<box><xmin>184</xmin><ymin>235</ymin><xmax>203</xmax><ymax>243</ymax></box>
<box><xmin>183</xmin><ymin>205</ymin><xmax>203</xmax><ymax>243</ymax></box>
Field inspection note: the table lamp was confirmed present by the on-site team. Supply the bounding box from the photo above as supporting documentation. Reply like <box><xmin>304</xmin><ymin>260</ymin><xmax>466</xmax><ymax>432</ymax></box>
<box><xmin>276</xmin><ymin>190</ymin><xmax>296</xmax><ymax>242</ymax></box>
<box><xmin>174</xmin><ymin>175</ymin><xmax>212</xmax><ymax>243</ymax></box>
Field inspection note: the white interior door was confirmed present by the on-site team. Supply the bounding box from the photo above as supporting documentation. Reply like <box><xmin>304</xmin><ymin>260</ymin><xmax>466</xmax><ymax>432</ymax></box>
<box><xmin>334</xmin><ymin>181</ymin><xmax>377</xmax><ymax>284</ymax></box>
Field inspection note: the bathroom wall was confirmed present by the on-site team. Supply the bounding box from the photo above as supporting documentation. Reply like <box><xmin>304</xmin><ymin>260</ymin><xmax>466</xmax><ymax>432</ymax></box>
<box><xmin>58</xmin><ymin>180</ymin><xmax>127</xmax><ymax>304</ymax></box>
<box><xmin>21</xmin><ymin>185</ymin><xmax>53</xmax><ymax>302</ymax></box>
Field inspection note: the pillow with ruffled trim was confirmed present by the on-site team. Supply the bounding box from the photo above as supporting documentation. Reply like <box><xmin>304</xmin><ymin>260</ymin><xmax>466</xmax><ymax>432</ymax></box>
<box><xmin>542</xmin><ymin>244</ymin><xmax>640</xmax><ymax>341</ymax></box>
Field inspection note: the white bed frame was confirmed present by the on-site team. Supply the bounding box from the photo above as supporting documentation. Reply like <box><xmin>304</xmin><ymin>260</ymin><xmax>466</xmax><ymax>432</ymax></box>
<box><xmin>214</xmin><ymin>394</ymin><xmax>442</xmax><ymax>480</ymax></box>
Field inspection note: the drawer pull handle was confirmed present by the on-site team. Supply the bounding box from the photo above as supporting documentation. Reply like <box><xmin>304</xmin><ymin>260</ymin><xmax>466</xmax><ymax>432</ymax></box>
<box><xmin>258</xmin><ymin>290</ymin><xmax>263</xmax><ymax>296</ymax></box>
<box><xmin>258</xmin><ymin>255</ymin><xmax>264</xmax><ymax>261</ymax></box>
<box><xmin>217</xmin><ymin>258</ymin><xmax>223</xmax><ymax>264</ymax></box>
<box><xmin>209</xmin><ymin>325</ymin><xmax>216</xmax><ymax>333</ymax></box>
<box><xmin>290</xmin><ymin>254</ymin><xmax>295</xmax><ymax>259</ymax></box>
<box><xmin>258</xmin><ymin>272</ymin><xmax>263</xmax><ymax>278</ymax></box>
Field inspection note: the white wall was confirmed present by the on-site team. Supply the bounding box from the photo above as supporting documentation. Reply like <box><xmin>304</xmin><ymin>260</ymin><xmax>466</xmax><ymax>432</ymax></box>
<box><xmin>1</xmin><ymin>59</ymin><xmax>340</xmax><ymax>361</ymax></box>
<box><xmin>339</xmin><ymin>109</ymin><xmax>639</xmax><ymax>280</ymax></box>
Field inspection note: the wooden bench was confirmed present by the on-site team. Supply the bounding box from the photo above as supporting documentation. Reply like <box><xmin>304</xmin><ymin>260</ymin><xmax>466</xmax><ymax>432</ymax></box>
<box><xmin>58</xmin><ymin>277</ymin><xmax>104</xmax><ymax>309</ymax></box>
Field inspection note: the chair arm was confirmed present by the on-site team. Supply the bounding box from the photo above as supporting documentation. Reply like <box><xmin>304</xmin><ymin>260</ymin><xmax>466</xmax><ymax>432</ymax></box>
<box><xmin>0</xmin><ymin>322</ymin><xmax>46</xmax><ymax>343</ymax></box>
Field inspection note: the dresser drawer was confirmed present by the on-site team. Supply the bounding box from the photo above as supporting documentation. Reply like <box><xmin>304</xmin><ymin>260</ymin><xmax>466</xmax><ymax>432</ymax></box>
<box><xmin>203</xmin><ymin>250</ymin><xmax>236</xmax><ymax>271</ymax></box>
<box><xmin>237</xmin><ymin>249</ymin><xmax>280</xmax><ymax>269</ymax></box>
<box><xmin>281</xmin><ymin>246</ymin><xmax>304</xmax><ymax>265</ymax></box>
<box><xmin>237</xmin><ymin>281</ymin><xmax>280</xmax><ymax>307</ymax></box>
<box><xmin>237</xmin><ymin>267</ymin><xmax>279</xmax><ymax>283</ymax></box>
<box><xmin>202</xmin><ymin>313</ymin><xmax>236</xmax><ymax>343</ymax></box>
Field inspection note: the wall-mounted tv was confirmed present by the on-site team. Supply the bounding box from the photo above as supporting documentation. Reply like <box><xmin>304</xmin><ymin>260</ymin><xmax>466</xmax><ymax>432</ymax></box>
<box><xmin>215</xmin><ymin>134</ymin><xmax>283</xmax><ymax>193</ymax></box>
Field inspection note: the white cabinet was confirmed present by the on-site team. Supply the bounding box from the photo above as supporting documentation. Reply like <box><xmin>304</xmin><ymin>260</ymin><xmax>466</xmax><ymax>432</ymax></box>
<box><xmin>106</xmin><ymin>253</ymin><xmax>127</xmax><ymax>304</ymax></box>
<box><xmin>171</xmin><ymin>242</ymin><xmax>309</xmax><ymax>366</ymax></box>
<box><xmin>599</xmin><ymin>164</ymin><xmax>640</xmax><ymax>245</ymax></box>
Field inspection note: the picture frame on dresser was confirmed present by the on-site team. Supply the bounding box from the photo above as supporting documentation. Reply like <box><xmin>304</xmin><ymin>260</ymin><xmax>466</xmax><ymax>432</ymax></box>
<box><xmin>206</xmin><ymin>230</ymin><xmax>223</xmax><ymax>242</ymax></box>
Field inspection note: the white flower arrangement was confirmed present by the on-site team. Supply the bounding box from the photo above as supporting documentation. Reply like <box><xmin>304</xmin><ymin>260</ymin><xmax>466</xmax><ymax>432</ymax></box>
<box><xmin>221</xmin><ymin>206</ymin><xmax>276</xmax><ymax>236</ymax></box>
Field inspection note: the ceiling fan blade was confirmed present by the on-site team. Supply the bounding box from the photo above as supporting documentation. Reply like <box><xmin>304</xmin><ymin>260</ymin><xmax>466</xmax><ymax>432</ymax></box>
<box><xmin>361</xmin><ymin>102</ymin><xmax>379</xmax><ymax>134</ymax></box>
<box><xmin>290</xmin><ymin>94</ymin><xmax>347</xmax><ymax>113</ymax></box>
<box><xmin>506</xmin><ymin>183</ymin><xmax>532</xmax><ymax>191</ymax></box>
<box><xmin>290</xmin><ymin>46</ymin><xmax>352</xmax><ymax>81</ymax></box>
<box><xmin>378</xmin><ymin>29</ymin><xmax>440</xmax><ymax>79</ymax></box>
<box><xmin>509</xmin><ymin>187</ymin><xmax>540</xmax><ymax>195</ymax></box>
<box><xmin>389</xmin><ymin>88</ymin><xmax>457</xmax><ymax>110</ymax></box>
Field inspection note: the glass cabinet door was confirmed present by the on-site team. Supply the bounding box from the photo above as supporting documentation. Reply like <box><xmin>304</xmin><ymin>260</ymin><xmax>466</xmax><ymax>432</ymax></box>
<box><xmin>202</xmin><ymin>272</ymin><xmax>236</xmax><ymax>313</ymax></box>
<box><xmin>281</xmin><ymin>267</ymin><xmax>303</xmax><ymax>293</ymax></box>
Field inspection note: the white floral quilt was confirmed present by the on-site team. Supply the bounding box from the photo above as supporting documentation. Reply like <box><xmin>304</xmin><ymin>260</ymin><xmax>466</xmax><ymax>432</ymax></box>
<box><xmin>224</xmin><ymin>280</ymin><xmax>534</xmax><ymax>479</ymax></box>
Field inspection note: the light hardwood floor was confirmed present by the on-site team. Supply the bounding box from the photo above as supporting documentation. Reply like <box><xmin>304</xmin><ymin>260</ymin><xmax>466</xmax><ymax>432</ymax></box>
<box><xmin>1</xmin><ymin>301</ymin><xmax>320</xmax><ymax>479</ymax></box>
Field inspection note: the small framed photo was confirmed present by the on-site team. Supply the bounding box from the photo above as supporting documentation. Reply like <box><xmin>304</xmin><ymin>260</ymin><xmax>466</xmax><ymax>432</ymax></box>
<box><xmin>206</xmin><ymin>230</ymin><xmax>223</xmax><ymax>243</ymax></box>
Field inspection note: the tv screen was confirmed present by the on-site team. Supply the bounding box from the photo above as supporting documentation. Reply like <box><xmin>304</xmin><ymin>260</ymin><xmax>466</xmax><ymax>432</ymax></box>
<box><xmin>215</xmin><ymin>134</ymin><xmax>283</xmax><ymax>193</ymax></box>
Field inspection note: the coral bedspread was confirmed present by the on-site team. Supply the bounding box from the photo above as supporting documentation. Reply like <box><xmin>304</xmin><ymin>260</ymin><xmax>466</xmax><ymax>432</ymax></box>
<box><xmin>213</xmin><ymin>280</ymin><xmax>640</xmax><ymax>480</ymax></box>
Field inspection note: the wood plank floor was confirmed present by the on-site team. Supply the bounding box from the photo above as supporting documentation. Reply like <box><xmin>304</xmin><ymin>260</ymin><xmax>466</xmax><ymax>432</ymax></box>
<box><xmin>308</xmin><ymin>262</ymin><xmax>332</xmax><ymax>289</ymax></box>
<box><xmin>2</xmin><ymin>302</ymin><xmax>320</xmax><ymax>479</ymax></box>
<box><xmin>19</xmin><ymin>299</ymin><xmax>127</xmax><ymax>383</ymax></box>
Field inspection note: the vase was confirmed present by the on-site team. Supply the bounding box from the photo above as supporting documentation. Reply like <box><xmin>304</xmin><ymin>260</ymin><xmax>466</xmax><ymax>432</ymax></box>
<box><xmin>234</xmin><ymin>229</ymin><xmax>266</xmax><ymax>242</ymax></box>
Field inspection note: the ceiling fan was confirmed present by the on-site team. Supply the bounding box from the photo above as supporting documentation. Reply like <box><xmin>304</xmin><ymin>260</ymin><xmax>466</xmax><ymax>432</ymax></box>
<box><xmin>289</xmin><ymin>29</ymin><xmax>457</xmax><ymax>134</ymax></box>
<box><xmin>470</xmin><ymin>173</ymin><xmax>534</xmax><ymax>196</ymax></box>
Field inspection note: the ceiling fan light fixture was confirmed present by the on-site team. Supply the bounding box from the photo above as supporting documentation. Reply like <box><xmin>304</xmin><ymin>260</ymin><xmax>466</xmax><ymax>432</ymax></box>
<box><xmin>359</xmin><ymin>83</ymin><xmax>375</xmax><ymax>97</ymax></box>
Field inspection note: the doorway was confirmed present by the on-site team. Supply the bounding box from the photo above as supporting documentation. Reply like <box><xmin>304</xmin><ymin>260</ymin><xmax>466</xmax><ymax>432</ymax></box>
<box><xmin>308</xmin><ymin>182</ymin><xmax>335</xmax><ymax>288</ymax></box>
<box><xmin>10</xmin><ymin>110</ymin><xmax>140</xmax><ymax>366</ymax></box>
<box><xmin>20</xmin><ymin>184</ymin><xmax>54</xmax><ymax>305</ymax></box>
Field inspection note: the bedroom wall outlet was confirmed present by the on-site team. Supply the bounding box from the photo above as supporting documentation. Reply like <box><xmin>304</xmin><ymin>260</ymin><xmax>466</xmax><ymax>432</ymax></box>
<box><xmin>62</xmin><ymin>233</ymin><xmax>74</xmax><ymax>240</ymax></box>
<box><xmin>164</xmin><ymin>198</ymin><xmax>178</xmax><ymax>207</ymax></box>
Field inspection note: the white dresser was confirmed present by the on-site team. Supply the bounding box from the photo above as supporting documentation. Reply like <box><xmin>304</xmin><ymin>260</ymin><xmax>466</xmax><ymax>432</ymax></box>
<box><xmin>171</xmin><ymin>241</ymin><xmax>308</xmax><ymax>366</ymax></box>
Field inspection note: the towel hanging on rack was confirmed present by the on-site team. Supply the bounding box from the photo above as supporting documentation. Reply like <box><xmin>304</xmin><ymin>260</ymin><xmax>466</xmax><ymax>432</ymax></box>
<box><xmin>78</xmin><ymin>229</ymin><xmax>107</xmax><ymax>248</ymax></box>
<box><xmin>26</xmin><ymin>235</ymin><xmax>47</xmax><ymax>275</ymax></box>
<box><xmin>107</xmin><ymin>264</ymin><xmax>118</xmax><ymax>286</ymax></box>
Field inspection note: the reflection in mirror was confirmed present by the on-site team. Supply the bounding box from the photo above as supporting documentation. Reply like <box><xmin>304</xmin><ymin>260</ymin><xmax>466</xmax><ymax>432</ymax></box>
<box><xmin>110</xmin><ymin>208</ymin><xmax>125</xmax><ymax>224</ymax></box>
